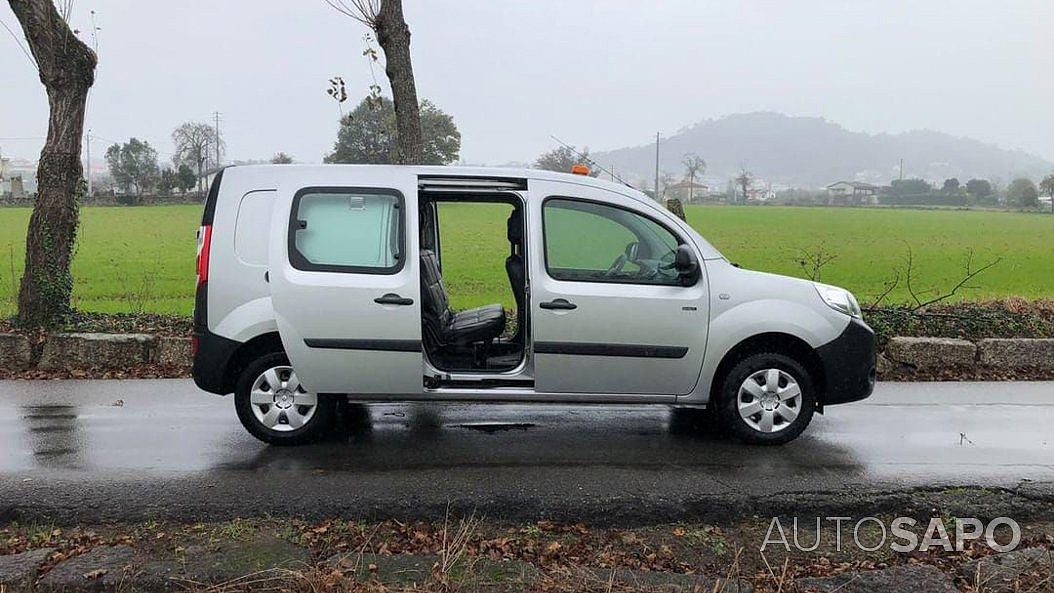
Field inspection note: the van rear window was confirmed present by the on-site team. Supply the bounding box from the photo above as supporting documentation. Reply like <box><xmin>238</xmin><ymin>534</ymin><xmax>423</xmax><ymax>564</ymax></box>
<box><xmin>288</xmin><ymin>188</ymin><xmax>404</xmax><ymax>274</ymax></box>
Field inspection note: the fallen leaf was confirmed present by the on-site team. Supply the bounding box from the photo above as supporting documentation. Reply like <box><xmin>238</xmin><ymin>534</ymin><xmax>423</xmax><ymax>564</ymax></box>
<box><xmin>83</xmin><ymin>569</ymin><xmax>108</xmax><ymax>580</ymax></box>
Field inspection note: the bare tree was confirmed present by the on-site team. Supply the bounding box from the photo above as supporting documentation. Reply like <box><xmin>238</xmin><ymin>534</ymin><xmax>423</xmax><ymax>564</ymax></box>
<box><xmin>681</xmin><ymin>153</ymin><xmax>706</xmax><ymax>203</ymax></box>
<box><xmin>735</xmin><ymin>169</ymin><xmax>753</xmax><ymax>203</ymax></box>
<box><xmin>1040</xmin><ymin>174</ymin><xmax>1054</xmax><ymax>214</ymax></box>
<box><xmin>8</xmin><ymin>0</ymin><xmax>97</xmax><ymax>327</ymax></box>
<box><xmin>171</xmin><ymin>122</ymin><xmax>223</xmax><ymax>194</ymax></box>
<box><xmin>325</xmin><ymin>0</ymin><xmax>423</xmax><ymax>164</ymax></box>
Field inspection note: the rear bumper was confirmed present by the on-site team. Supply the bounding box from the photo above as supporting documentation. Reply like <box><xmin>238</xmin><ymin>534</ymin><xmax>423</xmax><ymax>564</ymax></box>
<box><xmin>816</xmin><ymin>317</ymin><xmax>876</xmax><ymax>407</ymax></box>
<box><xmin>191</xmin><ymin>280</ymin><xmax>239</xmax><ymax>395</ymax></box>
<box><xmin>192</xmin><ymin>329</ymin><xmax>240</xmax><ymax>395</ymax></box>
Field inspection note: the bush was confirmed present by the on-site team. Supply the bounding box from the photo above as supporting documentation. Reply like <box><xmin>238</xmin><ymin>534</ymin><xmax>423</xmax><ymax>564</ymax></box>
<box><xmin>865</xmin><ymin>299</ymin><xmax>1054</xmax><ymax>345</ymax></box>
<box><xmin>878</xmin><ymin>193</ymin><xmax>968</xmax><ymax>207</ymax></box>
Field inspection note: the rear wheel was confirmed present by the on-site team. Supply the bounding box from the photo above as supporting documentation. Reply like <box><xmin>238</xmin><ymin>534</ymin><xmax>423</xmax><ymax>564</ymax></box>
<box><xmin>234</xmin><ymin>352</ymin><xmax>337</xmax><ymax>445</ymax></box>
<box><xmin>716</xmin><ymin>352</ymin><xmax>816</xmax><ymax>445</ymax></box>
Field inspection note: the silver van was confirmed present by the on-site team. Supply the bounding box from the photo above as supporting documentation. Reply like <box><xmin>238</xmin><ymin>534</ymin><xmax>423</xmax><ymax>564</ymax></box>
<box><xmin>193</xmin><ymin>165</ymin><xmax>875</xmax><ymax>446</ymax></box>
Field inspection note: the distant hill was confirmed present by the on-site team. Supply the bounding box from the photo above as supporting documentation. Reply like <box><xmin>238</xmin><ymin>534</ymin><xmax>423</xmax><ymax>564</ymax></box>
<box><xmin>590</xmin><ymin>112</ymin><xmax>1052</xmax><ymax>189</ymax></box>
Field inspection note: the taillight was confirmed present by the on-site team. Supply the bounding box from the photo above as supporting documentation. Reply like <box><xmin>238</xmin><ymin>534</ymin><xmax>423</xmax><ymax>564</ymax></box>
<box><xmin>196</xmin><ymin>225</ymin><xmax>212</xmax><ymax>285</ymax></box>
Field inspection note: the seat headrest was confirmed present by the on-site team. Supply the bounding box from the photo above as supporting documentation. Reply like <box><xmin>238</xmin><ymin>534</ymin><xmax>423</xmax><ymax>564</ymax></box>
<box><xmin>420</xmin><ymin>249</ymin><xmax>441</xmax><ymax>284</ymax></box>
<box><xmin>507</xmin><ymin>209</ymin><xmax>523</xmax><ymax>244</ymax></box>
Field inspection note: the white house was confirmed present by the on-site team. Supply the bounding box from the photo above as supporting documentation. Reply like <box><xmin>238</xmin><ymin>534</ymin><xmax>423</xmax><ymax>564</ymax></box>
<box><xmin>826</xmin><ymin>181</ymin><xmax>879</xmax><ymax>204</ymax></box>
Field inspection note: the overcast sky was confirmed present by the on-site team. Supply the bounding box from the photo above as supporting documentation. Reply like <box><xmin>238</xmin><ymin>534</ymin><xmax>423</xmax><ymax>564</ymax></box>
<box><xmin>2</xmin><ymin>0</ymin><xmax>1053</xmax><ymax>167</ymax></box>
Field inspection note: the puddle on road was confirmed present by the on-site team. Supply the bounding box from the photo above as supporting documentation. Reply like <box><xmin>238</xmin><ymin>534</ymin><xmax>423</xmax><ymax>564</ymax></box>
<box><xmin>454</xmin><ymin>422</ymin><xmax>535</xmax><ymax>434</ymax></box>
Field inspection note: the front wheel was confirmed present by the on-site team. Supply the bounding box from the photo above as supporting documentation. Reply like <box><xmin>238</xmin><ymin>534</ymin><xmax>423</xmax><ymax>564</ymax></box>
<box><xmin>716</xmin><ymin>352</ymin><xmax>816</xmax><ymax>445</ymax></box>
<box><xmin>234</xmin><ymin>352</ymin><xmax>337</xmax><ymax>445</ymax></box>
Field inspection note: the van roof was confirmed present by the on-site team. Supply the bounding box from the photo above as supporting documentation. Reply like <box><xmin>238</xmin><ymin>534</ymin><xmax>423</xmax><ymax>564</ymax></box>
<box><xmin>217</xmin><ymin>164</ymin><xmax>724</xmax><ymax>259</ymax></box>
<box><xmin>224</xmin><ymin>163</ymin><xmax>648</xmax><ymax>200</ymax></box>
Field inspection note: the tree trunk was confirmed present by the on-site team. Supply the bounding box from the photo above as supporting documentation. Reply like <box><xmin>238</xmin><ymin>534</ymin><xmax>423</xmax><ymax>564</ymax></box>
<box><xmin>9</xmin><ymin>0</ymin><xmax>97</xmax><ymax>328</ymax></box>
<box><xmin>374</xmin><ymin>0</ymin><xmax>422</xmax><ymax>164</ymax></box>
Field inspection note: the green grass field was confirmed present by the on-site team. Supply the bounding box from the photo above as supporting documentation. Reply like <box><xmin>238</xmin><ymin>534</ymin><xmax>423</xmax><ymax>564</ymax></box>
<box><xmin>0</xmin><ymin>203</ymin><xmax>1051</xmax><ymax>317</ymax></box>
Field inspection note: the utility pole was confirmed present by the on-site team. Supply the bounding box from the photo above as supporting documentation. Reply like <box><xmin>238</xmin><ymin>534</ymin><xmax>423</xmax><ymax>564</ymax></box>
<box><xmin>213</xmin><ymin>111</ymin><xmax>222</xmax><ymax>168</ymax></box>
<box><xmin>899</xmin><ymin>158</ymin><xmax>904</xmax><ymax>181</ymax></box>
<box><xmin>85</xmin><ymin>129</ymin><xmax>92</xmax><ymax>196</ymax></box>
<box><xmin>654</xmin><ymin>132</ymin><xmax>660</xmax><ymax>201</ymax></box>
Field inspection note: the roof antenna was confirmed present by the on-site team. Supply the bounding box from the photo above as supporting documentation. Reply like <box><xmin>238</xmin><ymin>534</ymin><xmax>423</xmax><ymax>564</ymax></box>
<box><xmin>549</xmin><ymin>135</ymin><xmax>634</xmax><ymax>189</ymax></box>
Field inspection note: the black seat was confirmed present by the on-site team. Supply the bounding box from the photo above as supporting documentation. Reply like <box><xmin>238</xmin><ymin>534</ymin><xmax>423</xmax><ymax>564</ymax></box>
<box><xmin>420</xmin><ymin>249</ymin><xmax>505</xmax><ymax>346</ymax></box>
<box><xmin>505</xmin><ymin>210</ymin><xmax>526</xmax><ymax>337</ymax></box>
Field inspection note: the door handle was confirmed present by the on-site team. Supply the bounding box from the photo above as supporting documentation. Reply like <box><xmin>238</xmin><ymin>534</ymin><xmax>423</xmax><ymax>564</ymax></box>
<box><xmin>540</xmin><ymin>298</ymin><xmax>577</xmax><ymax>310</ymax></box>
<box><xmin>374</xmin><ymin>293</ymin><xmax>414</xmax><ymax>306</ymax></box>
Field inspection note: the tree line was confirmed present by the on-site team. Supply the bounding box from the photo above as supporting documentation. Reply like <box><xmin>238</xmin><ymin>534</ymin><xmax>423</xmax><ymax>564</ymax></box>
<box><xmin>882</xmin><ymin>175</ymin><xmax>1053</xmax><ymax>210</ymax></box>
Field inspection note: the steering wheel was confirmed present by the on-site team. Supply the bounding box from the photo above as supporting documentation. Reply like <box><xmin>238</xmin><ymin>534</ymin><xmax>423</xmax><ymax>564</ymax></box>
<box><xmin>604</xmin><ymin>253</ymin><xmax>628</xmax><ymax>276</ymax></box>
<box><xmin>658</xmin><ymin>249</ymin><xmax>677</xmax><ymax>270</ymax></box>
<box><xmin>605</xmin><ymin>241</ymin><xmax>641</xmax><ymax>277</ymax></box>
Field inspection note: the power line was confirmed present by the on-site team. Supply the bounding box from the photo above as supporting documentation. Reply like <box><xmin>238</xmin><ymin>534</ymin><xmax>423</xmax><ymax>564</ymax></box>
<box><xmin>213</xmin><ymin>111</ymin><xmax>222</xmax><ymax>167</ymax></box>
<box><xmin>548</xmin><ymin>135</ymin><xmax>633</xmax><ymax>188</ymax></box>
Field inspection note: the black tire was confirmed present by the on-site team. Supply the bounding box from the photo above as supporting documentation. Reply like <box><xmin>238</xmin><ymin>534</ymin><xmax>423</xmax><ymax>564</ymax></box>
<box><xmin>234</xmin><ymin>352</ymin><xmax>338</xmax><ymax>446</ymax></box>
<box><xmin>716</xmin><ymin>352</ymin><xmax>816</xmax><ymax>445</ymax></box>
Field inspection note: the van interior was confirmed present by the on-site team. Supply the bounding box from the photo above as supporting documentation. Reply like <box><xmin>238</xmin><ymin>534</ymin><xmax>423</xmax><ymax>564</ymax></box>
<box><xmin>418</xmin><ymin>191</ymin><xmax>528</xmax><ymax>378</ymax></box>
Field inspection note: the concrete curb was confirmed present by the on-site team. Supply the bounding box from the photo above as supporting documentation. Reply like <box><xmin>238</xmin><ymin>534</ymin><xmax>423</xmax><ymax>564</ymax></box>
<box><xmin>0</xmin><ymin>332</ymin><xmax>1050</xmax><ymax>375</ymax></box>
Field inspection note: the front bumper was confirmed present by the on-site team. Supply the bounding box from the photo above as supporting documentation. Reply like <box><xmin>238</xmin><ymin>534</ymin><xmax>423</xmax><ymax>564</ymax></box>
<box><xmin>816</xmin><ymin>317</ymin><xmax>876</xmax><ymax>407</ymax></box>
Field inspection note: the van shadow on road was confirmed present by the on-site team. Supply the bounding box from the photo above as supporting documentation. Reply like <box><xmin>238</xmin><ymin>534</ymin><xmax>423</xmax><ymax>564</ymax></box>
<box><xmin>212</xmin><ymin>402</ymin><xmax>866</xmax><ymax>479</ymax></box>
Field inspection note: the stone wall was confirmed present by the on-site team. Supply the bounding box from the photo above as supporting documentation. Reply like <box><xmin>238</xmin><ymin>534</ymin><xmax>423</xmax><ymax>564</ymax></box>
<box><xmin>881</xmin><ymin>336</ymin><xmax>1054</xmax><ymax>372</ymax></box>
<box><xmin>0</xmin><ymin>332</ymin><xmax>192</xmax><ymax>372</ymax></box>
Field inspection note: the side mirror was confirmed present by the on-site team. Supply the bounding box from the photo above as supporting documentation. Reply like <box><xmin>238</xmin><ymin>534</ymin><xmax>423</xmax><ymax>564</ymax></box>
<box><xmin>673</xmin><ymin>244</ymin><xmax>700</xmax><ymax>286</ymax></box>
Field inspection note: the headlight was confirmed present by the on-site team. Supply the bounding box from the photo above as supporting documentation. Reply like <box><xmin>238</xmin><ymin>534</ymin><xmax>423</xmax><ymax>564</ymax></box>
<box><xmin>815</xmin><ymin>284</ymin><xmax>862</xmax><ymax>318</ymax></box>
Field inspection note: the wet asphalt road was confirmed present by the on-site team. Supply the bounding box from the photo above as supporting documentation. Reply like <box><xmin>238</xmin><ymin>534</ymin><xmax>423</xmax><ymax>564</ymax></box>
<box><xmin>0</xmin><ymin>380</ymin><xmax>1052</xmax><ymax>525</ymax></box>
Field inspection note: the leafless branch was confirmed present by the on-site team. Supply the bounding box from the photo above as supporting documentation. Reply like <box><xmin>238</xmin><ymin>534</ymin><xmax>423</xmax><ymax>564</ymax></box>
<box><xmin>322</xmin><ymin>0</ymin><xmax>379</xmax><ymax>27</ymax></box>
<box><xmin>865</xmin><ymin>269</ymin><xmax>901</xmax><ymax>312</ymax></box>
<box><xmin>796</xmin><ymin>243</ymin><xmax>837</xmax><ymax>281</ymax></box>
<box><xmin>902</xmin><ymin>244</ymin><xmax>923</xmax><ymax>308</ymax></box>
<box><xmin>911</xmin><ymin>249</ymin><xmax>1002</xmax><ymax>311</ymax></box>
<box><xmin>57</xmin><ymin>0</ymin><xmax>75</xmax><ymax>22</ymax></box>
<box><xmin>1</xmin><ymin>16</ymin><xmax>38</xmax><ymax>69</ymax></box>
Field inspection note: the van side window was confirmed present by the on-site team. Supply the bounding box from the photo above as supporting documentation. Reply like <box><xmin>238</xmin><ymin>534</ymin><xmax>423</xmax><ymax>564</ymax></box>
<box><xmin>543</xmin><ymin>197</ymin><xmax>682</xmax><ymax>286</ymax></box>
<box><xmin>289</xmin><ymin>188</ymin><xmax>403</xmax><ymax>274</ymax></box>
